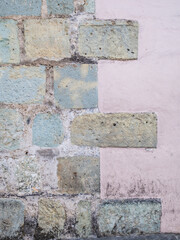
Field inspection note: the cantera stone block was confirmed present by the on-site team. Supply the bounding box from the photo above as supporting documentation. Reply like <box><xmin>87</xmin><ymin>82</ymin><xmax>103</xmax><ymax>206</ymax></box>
<box><xmin>84</xmin><ymin>0</ymin><xmax>95</xmax><ymax>13</ymax></box>
<box><xmin>54</xmin><ymin>64</ymin><xmax>98</xmax><ymax>109</ymax></box>
<box><xmin>24</xmin><ymin>19</ymin><xmax>71</xmax><ymax>60</ymax></box>
<box><xmin>37</xmin><ymin>199</ymin><xmax>66</xmax><ymax>238</ymax></box>
<box><xmin>78</xmin><ymin>20</ymin><xmax>138</xmax><ymax>60</ymax></box>
<box><xmin>0</xmin><ymin>66</ymin><xmax>46</xmax><ymax>104</ymax></box>
<box><xmin>47</xmin><ymin>0</ymin><xmax>74</xmax><ymax>15</ymax></box>
<box><xmin>57</xmin><ymin>156</ymin><xmax>100</xmax><ymax>194</ymax></box>
<box><xmin>0</xmin><ymin>199</ymin><xmax>24</xmax><ymax>239</ymax></box>
<box><xmin>0</xmin><ymin>0</ymin><xmax>41</xmax><ymax>16</ymax></box>
<box><xmin>0</xmin><ymin>20</ymin><xmax>20</xmax><ymax>64</ymax></box>
<box><xmin>97</xmin><ymin>200</ymin><xmax>161</xmax><ymax>236</ymax></box>
<box><xmin>32</xmin><ymin>113</ymin><xmax>64</xmax><ymax>147</ymax></box>
<box><xmin>76</xmin><ymin>201</ymin><xmax>92</xmax><ymax>238</ymax></box>
<box><xmin>0</xmin><ymin>109</ymin><xmax>24</xmax><ymax>150</ymax></box>
<box><xmin>71</xmin><ymin>113</ymin><xmax>157</xmax><ymax>148</ymax></box>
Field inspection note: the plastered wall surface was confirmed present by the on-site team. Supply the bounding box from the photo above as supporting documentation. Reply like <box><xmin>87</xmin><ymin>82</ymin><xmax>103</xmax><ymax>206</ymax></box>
<box><xmin>97</xmin><ymin>0</ymin><xmax>180</xmax><ymax>232</ymax></box>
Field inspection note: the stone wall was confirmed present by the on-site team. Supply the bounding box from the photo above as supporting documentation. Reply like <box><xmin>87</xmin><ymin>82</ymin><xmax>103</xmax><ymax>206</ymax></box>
<box><xmin>0</xmin><ymin>0</ymin><xmax>177</xmax><ymax>240</ymax></box>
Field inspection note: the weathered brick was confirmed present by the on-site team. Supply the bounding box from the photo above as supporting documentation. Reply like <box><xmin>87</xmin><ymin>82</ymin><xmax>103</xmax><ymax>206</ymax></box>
<box><xmin>36</xmin><ymin>199</ymin><xmax>66</xmax><ymax>238</ymax></box>
<box><xmin>54</xmin><ymin>64</ymin><xmax>98</xmax><ymax>109</ymax></box>
<box><xmin>57</xmin><ymin>156</ymin><xmax>100</xmax><ymax>194</ymax></box>
<box><xmin>71</xmin><ymin>113</ymin><xmax>157</xmax><ymax>148</ymax></box>
<box><xmin>0</xmin><ymin>109</ymin><xmax>24</xmax><ymax>151</ymax></box>
<box><xmin>97</xmin><ymin>200</ymin><xmax>161</xmax><ymax>236</ymax></box>
<box><xmin>0</xmin><ymin>0</ymin><xmax>41</xmax><ymax>16</ymax></box>
<box><xmin>76</xmin><ymin>201</ymin><xmax>92</xmax><ymax>238</ymax></box>
<box><xmin>78</xmin><ymin>20</ymin><xmax>138</xmax><ymax>60</ymax></box>
<box><xmin>0</xmin><ymin>20</ymin><xmax>20</xmax><ymax>64</ymax></box>
<box><xmin>24</xmin><ymin>19</ymin><xmax>71</xmax><ymax>61</ymax></box>
<box><xmin>0</xmin><ymin>66</ymin><xmax>46</xmax><ymax>104</ymax></box>
<box><xmin>32</xmin><ymin>113</ymin><xmax>64</xmax><ymax>147</ymax></box>
<box><xmin>0</xmin><ymin>199</ymin><xmax>24</xmax><ymax>239</ymax></box>
<box><xmin>47</xmin><ymin>0</ymin><xmax>74</xmax><ymax>15</ymax></box>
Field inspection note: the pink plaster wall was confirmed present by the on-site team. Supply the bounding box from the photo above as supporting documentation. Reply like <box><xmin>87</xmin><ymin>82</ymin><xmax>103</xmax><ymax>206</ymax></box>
<box><xmin>97</xmin><ymin>0</ymin><xmax>180</xmax><ymax>233</ymax></box>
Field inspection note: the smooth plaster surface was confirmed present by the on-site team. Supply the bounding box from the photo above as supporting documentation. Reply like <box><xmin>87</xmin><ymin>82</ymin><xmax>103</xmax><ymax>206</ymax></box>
<box><xmin>97</xmin><ymin>0</ymin><xmax>180</xmax><ymax>233</ymax></box>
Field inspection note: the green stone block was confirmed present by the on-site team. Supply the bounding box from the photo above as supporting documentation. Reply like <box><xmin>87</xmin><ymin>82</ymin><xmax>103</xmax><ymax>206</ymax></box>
<box><xmin>54</xmin><ymin>64</ymin><xmax>98</xmax><ymax>109</ymax></box>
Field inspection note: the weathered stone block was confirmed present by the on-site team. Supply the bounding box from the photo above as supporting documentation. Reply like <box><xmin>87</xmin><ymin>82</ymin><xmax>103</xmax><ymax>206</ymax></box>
<box><xmin>71</xmin><ymin>113</ymin><xmax>157</xmax><ymax>148</ymax></box>
<box><xmin>47</xmin><ymin>0</ymin><xmax>74</xmax><ymax>15</ymax></box>
<box><xmin>97</xmin><ymin>200</ymin><xmax>161</xmax><ymax>236</ymax></box>
<box><xmin>16</xmin><ymin>157</ymin><xmax>40</xmax><ymax>194</ymax></box>
<box><xmin>78</xmin><ymin>20</ymin><xmax>138</xmax><ymax>60</ymax></box>
<box><xmin>32</xmin><ymin>113</ymin><xmax>64</xmax><ymax>147</ymax></box>
<box><xmin>24</xmin><ymin>19</ymin><xmax>71</xmax><ymax>61</ymax></box>
<box><xmin>36</xmin><ymin>199</ymin><xmax>66</xmax><ymax>238</ymax></box>
<box><xmin>54</xmin><ymin>64</ymin><xmax>98</xmax><ymax>109</ymax></box>
<box><xmin>0</xmin><ymin>20</ymin><xmax>20</xmax><ymax>63</ymax></box>
<box><xmin>0</xmin><ymin>66</ymin><xmax>46</xmax><ymax>104</ymax></box>
<box><xmin>76</xmin><ymin>201</ymin><xmax>92</xmax><ymax>238</ymax></box>
<box><xmin>84</xmin><ymin>0</ymin><xmax>95</xmax><ymax>13</ymax></box>
<box><xmin>0</xmin><ymin>199</ymin><xmax>24</xmax><ymax>239</ymax></box>
<box><xmin>57</xmin><ymin>156</ymin><xmax>100</xmax><ymax>194</ymax></box>
<box><xmin>0</xmin><ymin>109</ymin><xmax>24</xmax><ymax>150</ymax></box>
<box><xmin>0</xmin><ymin>0</ymin><xmax>41</xmax><ymax>16</ymax></box>
<box><xmin>76</xmin><ymin>0</ymin><xmax>95</xmax><ymax>14</ymax></box>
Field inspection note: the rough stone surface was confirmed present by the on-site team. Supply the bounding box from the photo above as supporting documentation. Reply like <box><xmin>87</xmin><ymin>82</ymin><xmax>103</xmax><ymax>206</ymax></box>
<box><xmin>54</xmin><ymin>64</ymin><xmax>98</xmax><ymax>109</ymax></box>
<box><xmin>16</xmin><ymin>156</ymin><xmax>41</xmax><ymax>194</ymax></box>
<box><xmin>0</xmin><ymin>109</ymin><xmax>24</xmax><ymax>151</ymax></box>
<box><xmin>24</xmin><ymin>19</ymin><xmax>71</xmax><ymax>61</ymax></box>
<box><xmin>32</xmin><ymin>113</ymin><xmax>64</xmax><ymax>147</ymax></box>
<box><xmin>76</xmin><ymin>201</ymin><xmax>92</xmax><ymax>238</ymax></box>
<box><xmin>0</xmin><ymin>0</ymin><xmax>41</xmax><ymax>16</ymax></box>
<box><xmin>57</xmin><ymin>156</ymin><xmax>100</xmax><ymax>194</ymax></box>
<box><xmin>47</xmin><ymin>0</ymin><xmax>74</xmax><ymax>15</ymax></box>
<box><xmin>0</xmin><ymin>20</ymin><xmax>20</xmax><ymax>64</ymax></box>
<box><xmin>84</xmin><ymin>0</ymin><xmax>95</xmax><ymax>13</ymax></box>
<box><xmin>97</xmin><ymin>200</ymin><xmax>161</xmax><ymax>237</ymax></box>
<box><xmin>75</xmin><ymin>0</ymin><xmax>95</xmax><ymax>14</ymax></box>
<box><xmin>36</xmin><ymin>198</ymin><xmax>66</xmax><ymax>238</ymax></box>
<box><xmin>78</xmin><ymin>20</ymin><xmax>138</xmax><ymax>60</ymax></box>
<box><xmin>0</xmin><ymin>66</ymin><xmax>46</xmax><ymax>104</ymax></box>
<box><xmin>89</xmin><ymin>235</ymin><xmax>180</xmax><ymax>240</ymax></box>
<box><xmin>71</xmin><ymin>113</ymin><xmax>157</xmax><ymax>148</ymax></box>
<box><xmin>0</xmin><ymin>199</ymin><xmax>24</xmax><ymax>239</ymax></box>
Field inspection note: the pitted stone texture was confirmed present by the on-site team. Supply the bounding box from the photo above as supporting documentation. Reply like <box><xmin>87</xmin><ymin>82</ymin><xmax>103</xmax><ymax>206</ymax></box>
<box><xmin>0</xmin><ymin>0</ymin><xmax>41</xmax><ymax>16</ymax></box>
<box><xmin>71</xmin><ymin>113</ymin><xmax>157</xmax><ymax>148</ymax></box>
<box><xmin>78</xmin><ymin>20</ymin><xmax>138</xmax><ymax>60</ymax></box>
<box><xmin>0</xmin><ymin>20</ymin><xmax>20</xmax><ymax>64</ymax></box>
<box><xmin>32</xmin><ymin>113</ymin><xmax>64</xmax><ymax>147</ymax></box>
<box><xmin>47</xmin><ymin>0</ymin><xmax>74</xmax><ymax>15</ymax></box>
<box><xmin>16</xmin><ymin>157</ymin><xmax>41</xmax><ymax>194</ymax></box>
<box><xmin>0</xmin><ymin>66</ymin><xmax>46</xmax><ymax>104</ymax></box>
<box><xmin>54</xmin><ymin>64</ymin><xmax>98</xmax><ymax>109</ymax></box>
<box><xmin>0</xmin><ymin>199</ymin><xmax>24</xmax><ymax>239</ymax></box>
<box><xmin>0</xmin><ymin>109</ymin><xmax>24</xmax><ymax>150</ymax></box>
<box><xmin>37</xmin><ymin>199</ymin><xmax>66</xmax><ymax>238</ymax></box>
<box><xmin>89</xmin><ymin>235</ymin><xmax>180</xmax><ymax>240</ymax></box>
<box><xmin>24</xmin><ymin>19</ymin><xmax>71</xmax><ymax>61</ymax></box>
<box><xmin>76</xmin><ymin>201</ymin><xmax>92</xmax><ymax>238</ymax></box>
<box><xmin>84</xmin><ymin>0</ymin><xmax>95</xmax><ymax>13</ymax></box>
<box><xmin>97</xmin><ymin>200</ymin><xmax>161</xmax><ymax>237</ymax></box>
<box><xmin>75</xmin><ymin>0</ymin><xmax>95</xmax><ymax>14</ymax></box>
<box><xmin>57</xmin><ymin>156</ymin><xmax>100</xmax><ymax>194</ymax></box>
